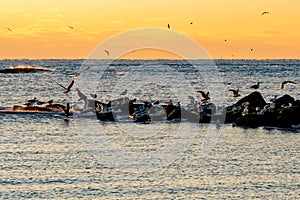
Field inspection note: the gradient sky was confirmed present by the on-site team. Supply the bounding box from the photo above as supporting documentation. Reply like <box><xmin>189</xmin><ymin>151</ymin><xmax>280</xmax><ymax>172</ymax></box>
<box><xmin>1</xmin><ymin>0</ymin><xmax>300</xmax><ymax>59</ymax></box>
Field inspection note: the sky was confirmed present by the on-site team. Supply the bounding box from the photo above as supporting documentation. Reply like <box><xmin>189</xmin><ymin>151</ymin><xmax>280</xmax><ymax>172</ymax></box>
<box><xmin>0</xmin><ymin>0</ymin><xmax>300</xmax><ymax>59</ymax></box>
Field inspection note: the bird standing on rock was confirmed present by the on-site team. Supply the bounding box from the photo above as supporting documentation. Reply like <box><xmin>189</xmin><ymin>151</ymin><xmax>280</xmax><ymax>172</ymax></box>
<box><xmin>250</xmin><ymin>82</ymin><xmax>260</xmax><ymax>90</ymax></box>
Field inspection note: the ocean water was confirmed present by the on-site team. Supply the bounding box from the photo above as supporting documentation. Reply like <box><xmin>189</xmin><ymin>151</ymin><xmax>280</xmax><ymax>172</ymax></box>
<box><xmin>0</xmin><ymin>59</ymin><xmax>299</xmax><ymax>199</ymax></box>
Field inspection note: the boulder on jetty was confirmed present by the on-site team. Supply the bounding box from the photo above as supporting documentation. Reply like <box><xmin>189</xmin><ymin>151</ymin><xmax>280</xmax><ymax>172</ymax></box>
<box><xmin>13</xmin><ymin>105</ymin><xmax>52</xmax><ymax>112</ymax></box>
<box><xmin>273</xmin><ymin>95</ymin><xmax>294</xmax><ymax>109</ymax></box>
<box><xmin>227</xmin><ymin>92</ymin><xmax>300</xmax><ymax>128</ymax></box>
<box><xmin>234</xmin><ymin>91</ymin><xmax>266</xmax><ymax>108</ymax></box>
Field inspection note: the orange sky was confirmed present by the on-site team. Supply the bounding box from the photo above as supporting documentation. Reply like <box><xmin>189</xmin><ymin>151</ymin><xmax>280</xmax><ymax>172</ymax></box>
<box><xmin>0</xmin><ymin>0</ymin><xmax>300</xmax><ymax>59</ymax></box>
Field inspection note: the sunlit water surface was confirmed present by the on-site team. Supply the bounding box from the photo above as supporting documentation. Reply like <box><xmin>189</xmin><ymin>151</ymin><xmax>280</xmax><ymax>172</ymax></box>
<box><xmin>0</xmin><ymin>59</ymin><xmax>299</xmax><ymax>199</ymax></box>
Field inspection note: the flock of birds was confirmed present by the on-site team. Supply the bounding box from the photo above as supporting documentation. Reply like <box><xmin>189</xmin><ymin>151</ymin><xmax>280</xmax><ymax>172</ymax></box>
<box><xmin>35</xmin><ymin>78</ymin><xmax>297</xmax><ymax>107</ymax></box>
<box><xmin>3</xmin><ymin>10</ymin><xmax>271</xmax><ymax>59</ymax></box>
<box><xmin>197</xmin><ymin>80</ymin><xmax>297</xmax><ymax>101</ymax></box>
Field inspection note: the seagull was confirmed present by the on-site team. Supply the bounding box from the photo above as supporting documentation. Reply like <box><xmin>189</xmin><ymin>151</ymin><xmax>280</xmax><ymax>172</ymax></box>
<box><xmin>120</xmin><ymin>89</ymin><xmax>128</xmax><ymax>96</ymax></box>
<box><xmin>27</xmin><ymin>97</ymin><xmax>37</xmax><ymax>104</ymax></box>
<box><xmin>197</xmin><ymin>91</ymin><xmax>210</xmax><ymax>101</ymax></box>
<box><xmin>250</xmin><ymin>82</ymin><xmax>260</xmax><ymax>89</ymax></box>
<box><xmin>35</xmin><ymin>99</ymin><xmax>53</xmax><ymax>105</ymax></box>
<box><xmin>27</xmin><ymin>97</ymin><xmax>50</xmax><ymax>105</ymax></box>
<box><xmin>224</xmin><ymin>39</ymin><xmax>227</xmax><ymax>42</ymax></box>
<box><xmin>190</xmin><ymin>22</ymin><xmax>193</xmax><ymax>25</ymax></box>
<box><xmin>56</xmin><ymin>80</ymin><xmax>74</xmax><ymax>94</ymax></box>
<box><xmin>5</xmin><ymin>27</ymin><xmax>12</xmax><ymax>31</ymax></box>
<box><xmin>280</xmin><ymin>81</ymin><xmax>297</xmax><ymax>89</ymax></box>
<box><xmin>229</xmin><ymin>88</ymin><xmax>241</xmax><ymax>97</ymax></box>
<box><xmin>25</xmin><ymin>97</ymin><xmax>37</xmax><ymax>106</ymax></box>
<box><xmin>104</xmin><ymin>50</ymin><xmax>110</xmax><ymax>56</ymax></box>
<box><xmin>261</xmin><ymin>11</ymin><xmax>270</xmax><ymax>15</ymax></box>
<box><xmin>250</xmin><ymin>48</ymin><xmax>253</xmax><ymax>51</ymax></box>
<box><xmin>167</xmin><ymin>24</ymin><xmax>170</xmax><ymax>29</ymax></box>
<box><xmin>68</xmin><ymin>26</ymin><xmax>74</xmax><ymax>30</ymax></box>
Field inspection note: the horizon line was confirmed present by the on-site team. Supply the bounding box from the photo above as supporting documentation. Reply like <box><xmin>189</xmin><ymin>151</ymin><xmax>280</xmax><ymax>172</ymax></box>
<box><xmin>1</xmin><ymin>58</ymin><xmax>300</xmax><ymax>61</ymax></box>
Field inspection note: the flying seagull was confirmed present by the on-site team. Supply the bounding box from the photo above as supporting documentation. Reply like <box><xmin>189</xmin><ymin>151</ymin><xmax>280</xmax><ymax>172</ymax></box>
<box><xmin>5</xmin><ymin>27</ymin><xmax>12</xmax><ymax>31</ymax></box>
<box><xmin>68</xmin><ymin>26</ymin><xmax>74</xmax><ymax>30</ymax></box>
<box><xmin>56</xmin><ymin>80</ymin><xmax>74</xmax><ymax>94</ymax></box>
<box><xmin>229</xmin><ymin>88</ymin><xmax>241</xmax><ymax>97</ymax></box>
<box><xmin>104</xmin><ymin>50</ymin><xmax>110</xmax><ymax>56</ymax></box>
<box><xmin>197</xmin><ymin>90</ymin><xmax>210</xmax><ymax>101</ymax></box>
<box><xmin>167</xmin><ymin>24</ymin><xmax>170</xmax><ymax>29</ymax></box>
<box><xmin>250</xmin><ymin>82</ymin><xmax>261</xmax><ymax>89</ymax></box>
<box><xmin>280</xmin><ymin>81</ymin><xmax>297</xmax><ymax>89</ymax></box>
<box><xmin>261</xmin><ymin>11</ymin><xmax>269</xmax><ymax>15</ymax></box>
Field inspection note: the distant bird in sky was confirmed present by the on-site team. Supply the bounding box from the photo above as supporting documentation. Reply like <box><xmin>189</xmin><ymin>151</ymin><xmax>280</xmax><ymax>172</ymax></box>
<box><xmin>280</xmin><ymin>81</ymin><xmax>297</xmax><ymax>89</ymax></box>
<box><xmin>224</xmin><ymin>39</ymin><xmax>227</xmax><ymax>42</ymax></box>
<box><xmin>261</xmin><ymin>11</ymin><xmax>269</xmax><ymax>15</ymax></box>
<box><xmin>167</xmin><ymin>24</ymin><xmax>170</xmax><ymax>29</ymax></box>
<box><xmin>5</xmin><ymin>27</ymin><xmax>12</xmax><ymax>31</ymax></box>
<box><xmin>56</xmin><ymin>80</ymin><xmax>74</xmax><ymax>94</ymax></box>
<box><xmin>190</xmin><ymin>22</ymin><xmax>193</xmax><ymax>25</ymax></box>
<box><xmin>250</xmin><ymin>48</ymin><xmax>253</xmax><ymax>51</ymax></box>
<box><xmin>104</xmin><ymin>50</ymin><xmax>110</xmax><ymax>56</ymax></box>
<box><xmin>68</xmin><ymin>26</ymin><xmax>74</xmax><ymax>30</ymax></box>
<box><xmin>229</xmin><ymin>88</ymin><xmax>241</xmax><ymax>97</ymax></box>
<box><xmin>197</xmin><ymin>91</ymin><xmax>210</xmax><ymax>101</ymax></box>
<box><xmin>250</xmin><ymin>82</ymin><xmax>261</xmax><ymax>89</ymax></box>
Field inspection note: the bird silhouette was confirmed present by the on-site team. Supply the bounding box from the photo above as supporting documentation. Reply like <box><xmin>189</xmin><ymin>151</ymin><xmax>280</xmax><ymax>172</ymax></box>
<box><xmin>104</xmin><ymin>50</ymin><xmax>110</xmax><ymax>56</ymax></box>
<box><xmin>229</xmin><ymin>88</ymin><xmax>241</xmax><ymax>97</ymax></box>
<box><xmin>25</xmin><ymin>97</ymin><xmax>37</xmax><ymax>106</ymax></box>
<box><xmin>167</xmin><ymin>24</ymin><xmax>170</xmax><ymax>29</ymax></box>
<box><xmin>197</xmin><ymin>91</ymin><xmax>210</xmax><ymax>101</ymax></box>
<box><xmin>56</xmin><ymin>80</ymin><xmax>74</xmax><ymax>94</ymax></box>
<box><xmin>250</xmin><ymin>82</ymin><xmax>260</xmax><ymax>89</ymax></box>
<box><xmin>261</xmin><ymin>11</ymin><xmax>269</xmax><ymax>15</ymax></box>
<box><xmin>280</xmin><ymin>81</ymin><xmax>297</xmax><ymax>89</ymax></box>
<box><xmin>68</xmin><ymin>26</ymin><xmax>74</xmax><ymax>30</ymax></box>
<box><xmin>5</xmin><ymin>27</ymin><xmax>12</xmax><ymax>31</ymax></box>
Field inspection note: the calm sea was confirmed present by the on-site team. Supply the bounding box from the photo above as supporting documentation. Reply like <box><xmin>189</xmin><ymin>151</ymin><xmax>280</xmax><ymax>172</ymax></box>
<box><xmin>0</xmin><ymin>59</ymin><xmax>299</xmax><ymax>199</ymax></box>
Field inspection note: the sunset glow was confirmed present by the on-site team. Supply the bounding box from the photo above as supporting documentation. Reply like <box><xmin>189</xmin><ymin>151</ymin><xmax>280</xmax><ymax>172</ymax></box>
<box><xmin>1</xmin><ymin>0</ymin><xmax>300</xmax><ymax>59</ymax></box>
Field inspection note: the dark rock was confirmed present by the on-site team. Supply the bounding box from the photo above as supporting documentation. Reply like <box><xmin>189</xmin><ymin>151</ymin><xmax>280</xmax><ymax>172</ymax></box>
<box><xmin>274</xmin><ymin>95</ymin><xmax>295</xmax><ymax>109</ymax></box>
<box><xmin>233</xmin><ymin>105</ymin><xmax>300</xmax><ymax>128</ymax></box>
<box><xmin>234</xmin><ymin>91</ymin><xmax>266</xmax><ymax>108</ymax></box>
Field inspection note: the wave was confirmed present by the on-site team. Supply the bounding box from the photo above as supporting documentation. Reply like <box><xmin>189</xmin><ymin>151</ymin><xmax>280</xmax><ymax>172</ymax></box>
<box><xmin>0</xmin><ymin>65</ymin><xmax>55</xmax><ymax>73</ymax></box>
